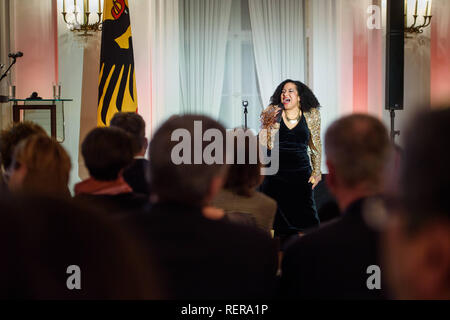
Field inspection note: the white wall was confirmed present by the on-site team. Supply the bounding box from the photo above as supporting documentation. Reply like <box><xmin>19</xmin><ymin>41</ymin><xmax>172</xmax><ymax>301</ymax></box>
<box><xmin>56</xmin><ymin>0</ymin><xmax>102</xmax><ymax>189</ymax></box>
<box><xmin>57</xmin><ymin>1</ymin><xmax>84</xmax><ymax>191</ymax></box>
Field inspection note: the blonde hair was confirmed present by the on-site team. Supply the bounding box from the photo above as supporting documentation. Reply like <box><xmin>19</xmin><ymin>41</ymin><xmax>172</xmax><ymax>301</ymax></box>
<box><xmin>13</xmin><ymin>135</ymin><xmax>71</xmax><ymax>197</ymax></box>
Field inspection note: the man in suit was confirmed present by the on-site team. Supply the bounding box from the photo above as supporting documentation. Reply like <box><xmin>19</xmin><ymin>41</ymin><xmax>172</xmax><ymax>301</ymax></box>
<box><xmin>383</xmin><ymin>108</ymin><xmax>450</xmax><ymax>300</ymax></box>
<box><xmin>281</xmin><ymin>114</ymin><xmax>392</xmax><ymax>299</ymax></box>
<box><xmin>128</xmin><ymin>115</ymin><xmax>278</xmax><ymax>299</ymax></box>
<box><xmin>110</xmin><ymin>112</ymin><xmax>150</xmax><ymax>196</ymax></box>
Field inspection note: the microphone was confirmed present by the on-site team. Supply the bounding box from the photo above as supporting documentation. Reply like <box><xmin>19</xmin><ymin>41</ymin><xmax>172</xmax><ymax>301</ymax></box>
<box><xmin>276</xmin><ymin>103</ymin><xmax>284</xmax><ymax>123</ymax></box>
<box><xmin>8</xmin><ymin>52</ymin><xmax>23</xmax><ymax>59</ymax></box>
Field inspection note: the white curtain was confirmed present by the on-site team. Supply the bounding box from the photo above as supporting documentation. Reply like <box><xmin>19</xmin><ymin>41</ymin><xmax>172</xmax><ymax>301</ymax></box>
<box><xmin>310</xmin><ymin>0</ymin><xmax>383</xmax><ymax>172</ymax></box>
<box><xmin>311</xmin><ymin>1</ymin><xmax>384</xmax><ymax>115</ymax></box>
<box><xmin>431</xmin><ymin>0</ymin><xmax>450</xmax><ymax>105</ymax></box>
<box><xmin>249</xmin><ymin>0</ymin><xmax>305</xmax><ymax>107</ymax></box>
<box><xmin>179</xmin><ymin>0</ymin><xmax>232</xmax><ymax>118</ymax></box>
<box><xmin>219</xmin><ymin>0</ymin><xmax>263</xmax><ymax>131</ymax></box>
<box><xmin>310</xmin><ymin>0</ymin><xmax>340</xmax><ymax>136</ymax></box>
<box><xmin>130</xmin><ymin>0</ymin><xmax>180</xmax><ymax>135</ymax></box>
<box><xmin>311</xmin><ymin>0</ymin><xmax>358</xmax><ymax>128</ymax></box>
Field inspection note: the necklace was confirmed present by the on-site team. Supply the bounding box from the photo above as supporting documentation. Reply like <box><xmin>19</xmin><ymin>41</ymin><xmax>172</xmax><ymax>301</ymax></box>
<box><xmin>285</xmin><ymin>109</ymin><xmax>301</xmax><ymax>124</ymax></box>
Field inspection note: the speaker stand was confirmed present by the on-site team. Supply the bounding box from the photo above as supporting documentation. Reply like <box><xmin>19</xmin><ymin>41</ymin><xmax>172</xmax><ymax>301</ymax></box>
<box><xmin>389</xmin><ymin>107</ymin><xmax>401</xmax><ymax>143</ymax></box>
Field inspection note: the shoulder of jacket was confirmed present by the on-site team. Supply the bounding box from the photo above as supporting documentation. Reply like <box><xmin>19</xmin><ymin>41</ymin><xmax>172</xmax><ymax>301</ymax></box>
<box><xmin>304</xmin><ymin>107</ymin><xmax>320</xmax><ymax>115</ymax></box>
<box><xmin>304</xmin><ymin>107</ymin><xmax>320</xmax><ymax>119</ymax></box>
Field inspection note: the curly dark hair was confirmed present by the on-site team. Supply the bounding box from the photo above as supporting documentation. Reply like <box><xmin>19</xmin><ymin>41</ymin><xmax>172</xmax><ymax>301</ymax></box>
<box><xmin>269</xmin><ymin>79</ymin><xmax>321</xmax><ymax>112</ymax></box>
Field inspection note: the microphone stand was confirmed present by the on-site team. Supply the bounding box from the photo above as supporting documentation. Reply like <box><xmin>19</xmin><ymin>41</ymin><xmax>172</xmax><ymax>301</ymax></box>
<box><xmin>0</xmin><ymin>58</ymin><xmax>18</xmax><ymax>103</ymax></box>
<box><xmin>389</xmin><ymin>106</ymin><xmax>400</xmax><ymax>143</ymax></box>
<box><xmin>0</xmin><ymin>57</ymin><xmax>17</xmax><ymax>83</ymax></box>
<box><xmin>242</xmin><ymin>100</ymin><xmax>248</xmax><ymax>130</ymax></box>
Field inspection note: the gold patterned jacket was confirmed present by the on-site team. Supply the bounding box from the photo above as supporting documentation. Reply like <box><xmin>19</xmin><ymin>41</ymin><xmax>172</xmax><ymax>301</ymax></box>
<box><xmin>259</xmin><ymin>105</ymin><xmax>322</xmax><ymax>178</ymax></box>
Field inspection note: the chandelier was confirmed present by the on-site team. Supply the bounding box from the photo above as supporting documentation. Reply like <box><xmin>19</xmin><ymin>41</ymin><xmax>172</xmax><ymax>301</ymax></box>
<box><xmin>404</xmin><ymin>0</ymin><xmax>433</xmax><ymax>34</ymax></box>
<box><xmin>61</xmin><ymin>0</ymin><xmax>103</xmax><ymax>37</ymax></box>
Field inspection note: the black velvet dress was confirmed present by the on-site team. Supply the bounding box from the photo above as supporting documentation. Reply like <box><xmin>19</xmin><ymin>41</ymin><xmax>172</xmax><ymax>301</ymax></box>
<box><xmin>261</xmin><ymin>114</ymin><xmax>320</xmax><ymax>236</ymax></box>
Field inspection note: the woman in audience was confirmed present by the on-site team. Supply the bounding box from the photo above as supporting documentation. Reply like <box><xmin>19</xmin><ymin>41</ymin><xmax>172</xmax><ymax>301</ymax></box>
<box><xmin>0</xmin><ymin>121</ymin><xmax>46</xmax><ymax>185</ymax></box>
<box><xmin>8</xmin><ymin>134</ymin><xmax>71</xmax><ymax>198</ymax></box>
<box><xmin>211</xmin><ymin>129</ymin><xmax>276</xmax><ymax>234</ymax></box>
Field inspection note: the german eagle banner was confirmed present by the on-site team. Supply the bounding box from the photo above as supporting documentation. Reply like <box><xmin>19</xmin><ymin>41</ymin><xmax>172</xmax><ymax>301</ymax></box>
<box><xmin>98</xmin><ymin>0</ymin><xmax>137</xmax><ymax>127</ymax></box>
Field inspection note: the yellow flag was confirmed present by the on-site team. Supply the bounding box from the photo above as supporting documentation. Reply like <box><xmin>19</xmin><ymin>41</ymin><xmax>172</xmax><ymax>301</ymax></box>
<box><xmin>98</xmin><ymin>0</ymin><xmax>137</xmax><ymax>127</ymax></box>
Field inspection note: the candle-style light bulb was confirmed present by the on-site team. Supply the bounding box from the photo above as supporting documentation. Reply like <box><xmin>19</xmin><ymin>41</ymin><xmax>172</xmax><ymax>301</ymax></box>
<box><xmin>98</xmin><ymin>0</ymin><xmax>101</xmax><ymax>13</ymax></box>
<box><xmin>405</xmin><ymin>0</ymin><xmax>408</xmax><ymax>26</ymax></box>
<box><xmin>414</xmin><ymin>0</ymin><xmax>418</xmax><ymax>15</ymax></box>
<box><xmin>425</xmin><ymin>0</ymin><xmax>429</xmax><ymax>16</ymax></box>
<box><xmin>63</xmin><ymin>0</ymin><xmax>66</xmax><ymax>12</ymax></box>
<box><xmin>83</xmin><ymin>0</ymin><xmax>88</xmax><ymax>24</ymax></box>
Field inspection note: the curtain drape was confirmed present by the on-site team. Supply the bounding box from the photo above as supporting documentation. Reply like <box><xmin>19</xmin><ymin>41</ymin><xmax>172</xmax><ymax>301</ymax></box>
<box><xmin>248</xmin><ymin>0</ymin><xmax>305</xmax><ymax>107</ymax></box>
<box><xmin>311</xmin><ymin>0</ymin><xmax>383</xmax><ymax>172</ymax></box>
<box><xmin>311</xmin><ymin>0</ymin><xmax>381</xmax><ymax>119</ymax></box>
<box><xmin>219</xmin><ymin>0</ymin><xmax>263</xmax><ymax>131</ymax></box>
<box><xmin>179</xmin><ymin>0</ymin><xmax>232</xmax><ymax>118</ymax></box>
<box><xmin>12</xmin><ymin>0</ymin><xmax>57</xmax><ymax>99</ymax></box>
<box><xmin>431</xmin><ymin>0</ymin><xmax>450</xmax><ymax>106</ymax></box>
<box><xmin>131</xmin><ymin>0</ymin><xmax>181</xmax><ymax>134</ymax></box>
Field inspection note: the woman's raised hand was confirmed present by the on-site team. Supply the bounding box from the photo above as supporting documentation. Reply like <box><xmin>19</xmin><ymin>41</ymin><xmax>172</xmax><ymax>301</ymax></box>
<box><xmin>272</xmin><ymin>106</ymin><xmax>282</xmax><ymax>122</ymax></box>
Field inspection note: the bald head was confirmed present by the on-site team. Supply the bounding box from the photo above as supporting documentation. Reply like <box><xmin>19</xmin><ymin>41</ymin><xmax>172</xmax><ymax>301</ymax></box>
<box><xmin>325</xmin><ymin>114</ymin><xmax>391</xmax><ymax>190</ymax></box>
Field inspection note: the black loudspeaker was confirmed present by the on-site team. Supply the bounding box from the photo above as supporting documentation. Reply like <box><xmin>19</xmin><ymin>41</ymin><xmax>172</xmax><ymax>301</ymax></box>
<box><xmin>385</xmin><ymin>0</ymin><xmax>405</xmax><ymax>110</ymax></box>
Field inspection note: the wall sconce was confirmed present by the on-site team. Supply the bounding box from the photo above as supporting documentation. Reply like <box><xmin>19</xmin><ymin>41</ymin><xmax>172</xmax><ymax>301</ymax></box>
<box><xmin>405</xmin><ymin>0</ymin><xmax>432</xmax><ymax>34</ymax></box>
<box><xmin>61</xmin><ymin>0</ymin><xmax>103</xmax><ymax>37</ymax></box>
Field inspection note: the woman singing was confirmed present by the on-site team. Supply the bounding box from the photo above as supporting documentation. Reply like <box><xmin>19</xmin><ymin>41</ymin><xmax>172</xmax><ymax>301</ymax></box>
<box><xmin>259</xmin><ymin>79</ymin><xmax>322</xmax><ymax>240</ymax></box>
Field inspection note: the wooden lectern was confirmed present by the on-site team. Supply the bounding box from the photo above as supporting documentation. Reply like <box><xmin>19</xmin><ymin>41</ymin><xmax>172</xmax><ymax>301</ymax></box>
<box><xmin>10</xmin><ymin>99</ymin><xmax>72</xmax><ymax>140</ymax></box>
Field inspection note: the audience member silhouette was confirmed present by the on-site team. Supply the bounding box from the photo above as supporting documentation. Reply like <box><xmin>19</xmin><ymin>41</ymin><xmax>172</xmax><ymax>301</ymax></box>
<box><xmin>0</xmin><ymin>121</ymin><xmax>46</xmax><ymax>186</ymax></box>
<box><xmin>383</xmin><ymin>108</ymin><xmax>450</xmax><ymax>300</ymax></box>
<box><xmin>6</xmin><ymin>108</ymin><xmax>445</xmax><ymax>301</ymax></box>
<box><xmin>110</xmin><ymin>112</ymin><xmax>151</xmax><ymax>196</ymax></box>
<box><xmin>8</xmin><ymin>135</ymin><xmax>71</xmax><ymax>198</ymax></box>
<box><xmin>211</xmin><ymin>128</ymin><xmax>276</xmax><ymax>234</ymax></box>
<box><xmin>126</xmin><ymin>115</ymin><xmax>278</xmax><ymax>299</ymax></box>
<box><xmin>0</xmin><ymin>196</ymin><xmax>163</xmax><ymax>299</ymax></box>
<box><xmin>281</xmin><ymin>114</ymin><xmax>392</xmax><ymax>299</ymax></box>
<box><xmin>74</xmin><ymin>127</ymin><xmax>149</xmax><ymax>216</ymax></box>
